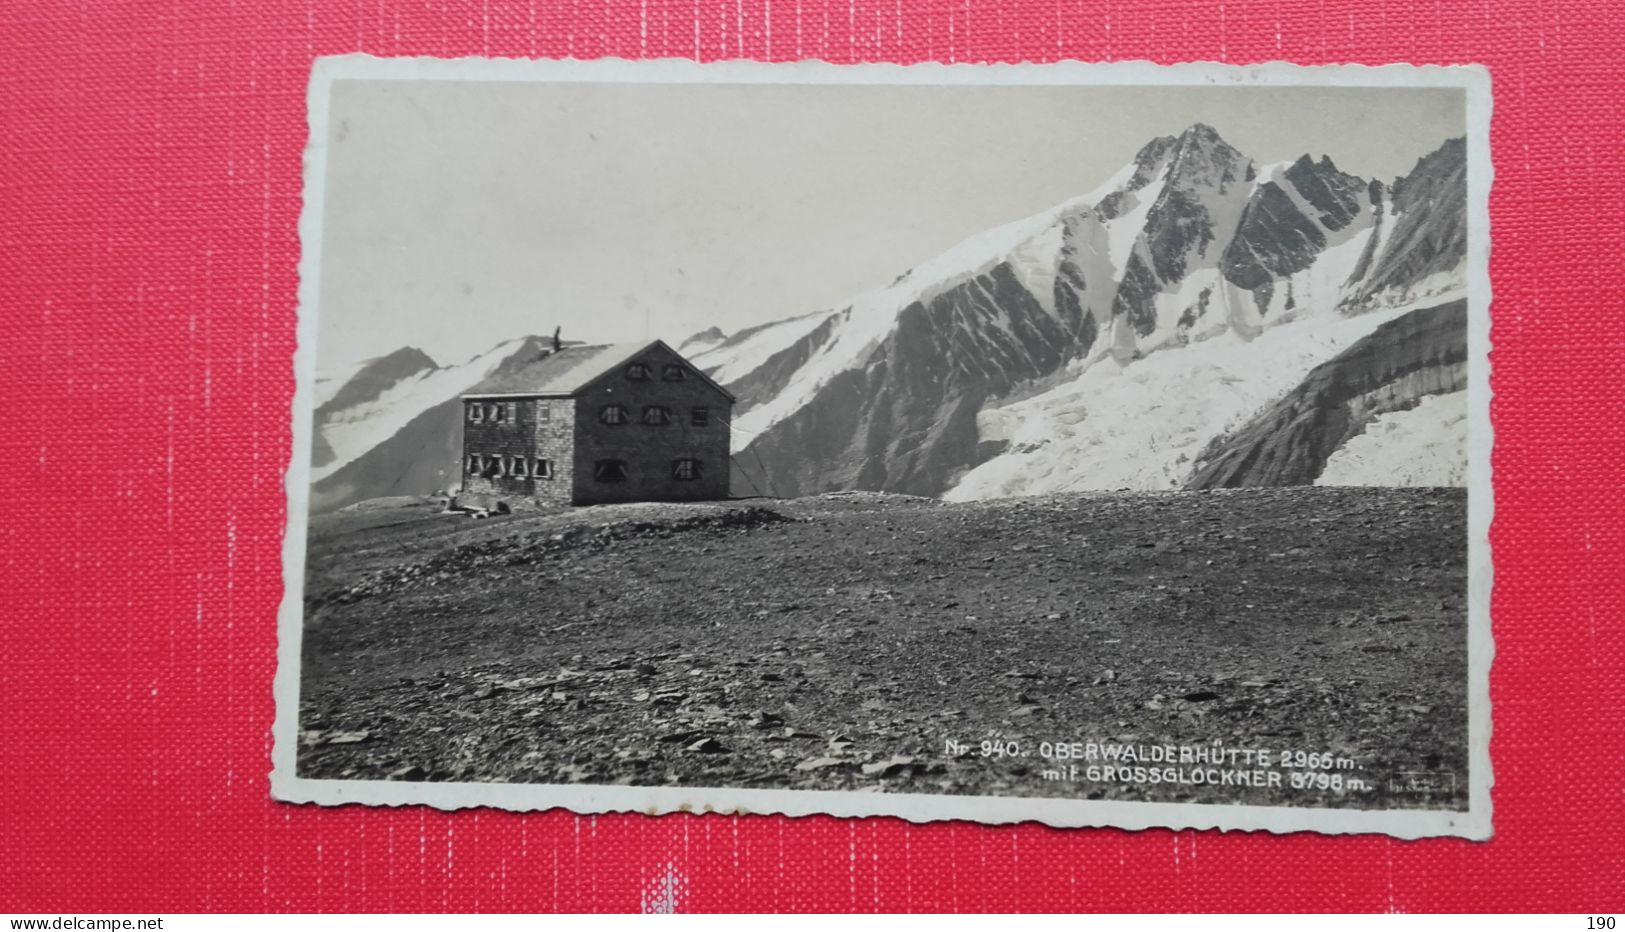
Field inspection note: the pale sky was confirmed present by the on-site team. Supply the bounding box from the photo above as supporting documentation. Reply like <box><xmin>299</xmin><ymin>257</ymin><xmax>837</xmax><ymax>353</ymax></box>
<box><xmin>314</xmin><ymin>78</ymin><xmax>1464</xmax><ymax>375</ymax></box>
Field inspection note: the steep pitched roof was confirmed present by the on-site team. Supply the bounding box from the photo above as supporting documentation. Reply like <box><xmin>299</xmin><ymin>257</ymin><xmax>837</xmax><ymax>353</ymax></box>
<box><xmin>461</xmin><ymin>339</ymin><xmax>735</xmax><ymax>401</ymax></box>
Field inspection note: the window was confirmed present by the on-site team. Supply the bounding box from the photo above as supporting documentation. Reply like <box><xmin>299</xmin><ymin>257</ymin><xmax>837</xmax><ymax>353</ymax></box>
<box><xmin>465</xmin><ymin>453</ymin><xmax>481</xmax><ymax>474</ymax></box>
<box><xmin>533</xmin><ymin>458</ymin><xmax>554</xmax><ymax>479</ymax></box>
<box><xmin>625</xmin><ymin>363</ymin><xmax>651</xmax><ymax>381</ymax></box>
<box><xmin>487</xmin><ymin>403</ymin><xmax>503</xmax><ymax>423</ymax></box>
<box><xmin>508</xmin><ymin>456</ymin><xmax>528</xmax><ymax>478</ymax></box>
<box><xmin>505</xmin><ymin>402</ymin><xmax>517</xmax><ymax>422</ymax></box>
<box><xmin>469</xmin><ymin>405</ymin><xmax>484</xmax><ymax>423</ymax></box>
<box><xmin>642</xmin><ymin>405</ymin><xmax>672</xmax><ymax>426</ymax></box>
<box><xmin>661</xmin><ymin>363</ymin><xmax>687</xmax><ymax>382</ymax></box>
<box><xmin>672</xmin><ymin>458</ymin><xmax>702</xmax><ymax>481</ymax></box>
<box><xmin>593</xmin><ymin>459</ymin><xmax>628</xmax><ymax>482</ymax></box>
<box><xmin>537</xmin><ymin>402</ymin><xmax>551</xmax><ymax>424</ymax></box>
<box><xmin>599</xmin><ymin>404</ymin><xmax>629</xmax><ymax>425</ymax></box>
<box><xmin>691</xmin><ymin>406</ymin><xmax>710</xmax><ymax>427</ymax></box>
<box><xmin>484</xmin><ymin>456</ymin><xmax>504</xmax><ymax>478</ymax></box>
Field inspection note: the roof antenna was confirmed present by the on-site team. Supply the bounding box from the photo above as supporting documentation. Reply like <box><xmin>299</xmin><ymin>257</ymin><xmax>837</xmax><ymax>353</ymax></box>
<box><xmin>551</xmin><ymin>326</ymin><xmax>562</xmax><ymax>353</ymax></box>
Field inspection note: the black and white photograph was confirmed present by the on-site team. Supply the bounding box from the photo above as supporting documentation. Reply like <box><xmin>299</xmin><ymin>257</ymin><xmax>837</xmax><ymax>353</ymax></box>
<box><xmin>275</xmin><ymin>57</ymin><xmax>1492</xmax><ymax>838</ymax></box>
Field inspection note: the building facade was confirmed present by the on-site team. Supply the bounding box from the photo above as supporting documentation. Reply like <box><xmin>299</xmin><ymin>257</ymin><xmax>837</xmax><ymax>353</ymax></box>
<box><xmin>459</xmin><ymin>340</ymin><xmax>732</xmax><ymax>506</ymax></box>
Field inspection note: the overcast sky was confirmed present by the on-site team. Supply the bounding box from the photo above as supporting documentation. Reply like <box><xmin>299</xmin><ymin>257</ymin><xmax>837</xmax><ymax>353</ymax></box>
<box><xmin>314</xmin><ymin>78</ymin><xmax>1464</xmax><ymax>375</ymax></box>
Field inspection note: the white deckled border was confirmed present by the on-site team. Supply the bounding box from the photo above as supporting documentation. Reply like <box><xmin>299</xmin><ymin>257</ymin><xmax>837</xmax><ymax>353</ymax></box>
<box><xmin>275</xmin><ymin>55</ymin><xmax>1494</xmax><ymax>839</ymax></box>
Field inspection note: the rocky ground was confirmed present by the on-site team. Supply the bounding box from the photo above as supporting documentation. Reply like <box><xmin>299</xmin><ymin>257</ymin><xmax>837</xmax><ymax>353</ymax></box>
<box><xmin>297</xmin><ymin>487</ymin><xmax>1469</xmax><ymax>810</ymax></box>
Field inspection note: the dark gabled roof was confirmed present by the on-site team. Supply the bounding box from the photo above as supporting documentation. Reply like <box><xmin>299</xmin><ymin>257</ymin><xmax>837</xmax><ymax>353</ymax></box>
<box><xmin>461</xmin><ymin>339</ymin><xmax>735</xmax><ymax>402</ymax></box>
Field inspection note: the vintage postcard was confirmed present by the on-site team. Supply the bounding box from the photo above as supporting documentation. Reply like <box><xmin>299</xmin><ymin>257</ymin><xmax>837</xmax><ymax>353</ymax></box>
<box><xmin>274</xmin><ymin>56</ymin><xmax>1493</xmax><ymax>838</ymax></box>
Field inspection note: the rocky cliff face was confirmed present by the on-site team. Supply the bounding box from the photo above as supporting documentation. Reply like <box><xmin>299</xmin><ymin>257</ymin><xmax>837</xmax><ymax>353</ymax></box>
<box><xmin>1111</xmin><ymin>124</ymin><xmax>1253</xmax><ymax>341</ymax></box>
<box><xmin>1185</xmin><ymin>299</ymin><xmax>1468</xmax><ymax>488</ymax></box>
<box><xmin>735</xmin><ymin>262</ymin><xmax>1097</xmax><ymax>496</ymax></box>
<box><xmin>1221</xmin><ymin>156</ymin><xmax>1369</xmax><ymax>296</ymax></box>
<box><xmin>1343</xmin><ymin>138</ymin><xmax>1468</xmax><ymax>306</ymax></box>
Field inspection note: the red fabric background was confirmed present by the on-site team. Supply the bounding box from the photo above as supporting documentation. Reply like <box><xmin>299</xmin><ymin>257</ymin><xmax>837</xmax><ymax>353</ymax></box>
<box><xmin>2</xmin><ymin>0</ymin><xmax>1622</xmax><ymax>913</ymax></box>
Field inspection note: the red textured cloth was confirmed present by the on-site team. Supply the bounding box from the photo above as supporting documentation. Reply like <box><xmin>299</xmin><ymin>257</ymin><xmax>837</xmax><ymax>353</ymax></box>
<box><xmin>2</xmin><ymin>0</ymin><xmax>1622</xmax><ymax>913</ymax></box>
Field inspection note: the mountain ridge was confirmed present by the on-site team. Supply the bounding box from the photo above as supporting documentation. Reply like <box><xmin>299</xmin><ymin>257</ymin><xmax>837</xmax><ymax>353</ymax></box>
<box><xmin>308</xmin><ymin>124</ymin><xmax>1469</xmax><ymax>512</ymax></box>
<box><xmin>707</xmin><ymin>126</ymin><xmax>1467</xmax><ymax>500</ymax></box>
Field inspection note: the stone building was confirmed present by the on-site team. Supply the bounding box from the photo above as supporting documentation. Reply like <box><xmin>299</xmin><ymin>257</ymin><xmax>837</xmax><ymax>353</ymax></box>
<box><xmin>459</xmin><ymin>339</ymin><xmax>733</xmax><ymax>506</ymax></box>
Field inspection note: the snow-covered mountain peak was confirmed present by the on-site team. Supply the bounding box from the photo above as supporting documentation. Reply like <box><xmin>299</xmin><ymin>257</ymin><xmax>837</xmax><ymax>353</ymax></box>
<box><xmin>1178</xmin><ymin>121</ymin><xmax>1226</xmax><ymax>144</ymax></box>
<box><xmin>1162</xmin><ymin>123</ymin><xmax>1251</xmax><ymax>191</ymax></box>
<box><xmin>717</xmin><ymin>132</ymin><xmax>1467</xmax><ymax>501</ymax></box>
